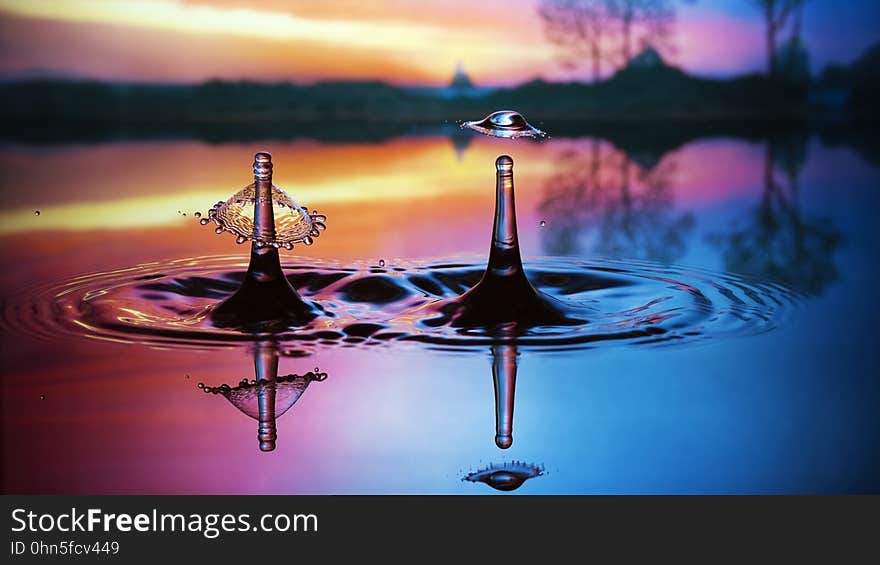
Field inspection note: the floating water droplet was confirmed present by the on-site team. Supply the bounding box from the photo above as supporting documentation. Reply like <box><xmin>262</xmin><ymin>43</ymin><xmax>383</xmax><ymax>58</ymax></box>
<box><xmin>303</xmin><ymin>236</ymin><xmax>313</xmax><ymax>246</ymax></box>
<box><xmin>194</xmin><ymin>212</ymin><xmax>201</xmax><ymax>218</ymax></box>
<box><xmin>235</xmin><ymin>235</ymin><xmax>247</xmax><ymax>244</ymax></box>
<box><xmin>197</xmin><ymin>382</ymin><xmax>205</xmax><ymax>389</ymax></box>
<box><xmin>185</xmin><ymin>374</ymin><xmax>190</xmax><ymax>379</ymax></box>
<box><xmin>214</xmin><ymin>227</ymin><xmax>223</xmax><ymax>234</ymax></box>
<box><xmin>378</xmin><ymin>259</ymin><xmax>386</xmax><ymax>268</ymax></box>
<box><xmin>540</xmin><ymin>220</ymin><xmax>546</xmax><ymax>227</ymax></box>
<box><xmin>199</xmin><ymin>218</ymin><xmax>209</xmax><ymax>225</ymax></box>
<box><xmin>283</xmin><ymin>242</ymin><xmax>293</xmax><ymax>250</ymax></box>
<box><xmin>461</xmin><ymin>110</ymin><xmax>547</xmax><ymax>139</ymax></box>
<box><xmin>39</xmin><ymin>394</ymin><xmax>46</xmax><ymax>400</ymax></box>
<box><xmin>34</xmin><ymin>210</ymin><xmax>41</xmax><ymax>216</ymax></box>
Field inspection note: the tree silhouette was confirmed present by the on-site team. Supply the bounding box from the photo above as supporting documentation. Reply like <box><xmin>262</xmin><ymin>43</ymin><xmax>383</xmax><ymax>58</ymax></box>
<box><xmin>750</xmin><ymin>0</ymin><xmax>804</xmax><ymax>76</ymax></box>
<box><xmin>538</xmin><ymin>0</ymin><xmax>679</xmax><ymax>80</ymax></box>
<box><xmin>606</xmin><ymin>0</ymin><xmax>677</xmax><ymax>66</ymax></box>
<box><xmin>538</xmin><ymin>0</ymin><xmax>612</xmax><ymax>81</ymax></box>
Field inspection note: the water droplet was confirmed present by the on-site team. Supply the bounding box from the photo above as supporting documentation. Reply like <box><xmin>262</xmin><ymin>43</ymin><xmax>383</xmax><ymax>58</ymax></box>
<box><xmin>214</xmin><ymin>227</ymin><xmax>223</xmax><ymax>234</ymax></box>
<box><xmin>177</xmin><ymin>210</ymin><xmax>182</xmax><ymax>215</ymax></box>
<box><xmin>194</xmin><ymin>212</ymin><xmax>201</xmax><ymax>218</ymax></box>
<box><xmin>199</xmin><ymin>218</ymin><xmax>209</xmax><ymax>225</ymax></box>
<box><xmin>39</xmin><ymin>394</ymin><xmax>46</xmax><ymax>400</ymax></box>
<box><xmin>197</xmin><ymin>382</ymin><xmax>205</xmax><ymax>389</ymax></box>
<box><xmin>303</xmin><ymin>236</ymin><xmax>313</xmax><ymax>246</ymax></box>
<box><xmin>282</xmin><ymin>242</ymin><xmax>293</xmax><ymax>250</ymax></box>
<box><xmin>540</xmin><ymin>220</ymin><xmax>546</xmax><ymax>227</ymax></box>
<box><xmin>378</xmin><ymin>259</ymin><xmax>386</xmax><ymax>268</ymax></box>
<box><xmin>461</xmin><ymin>110</ymin><xmax>547</xmax><ymax>139</ymax></box>
<box><xmin>185</xmin><ymin>374</ymin><xmax>190</xmax><ymax>379</ymax></box>
<box><xmin>235</xmin><ymin>235</ymin><xmax>247</xmax><ymax>244</ymax></box>
<box><xmin>34</xmin><ymin>210</ymin><xmax>40</xmax><ymax>216</ymax></box>
<box><xmin>463</xmin><ymin>461</ymin><xmax>543</xmax><ymax>492</ymax></box>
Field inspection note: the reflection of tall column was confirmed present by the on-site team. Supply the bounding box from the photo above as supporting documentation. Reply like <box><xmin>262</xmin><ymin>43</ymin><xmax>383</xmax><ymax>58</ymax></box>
<box><xmin>254</xmin><ymin>339</ymin><xmax>279</xmax><ymax>452</ymax></box>
<box><xmin>491</xmin><ymin>344</ymin><xmax>518</xmax><ymax>449</ymax></box>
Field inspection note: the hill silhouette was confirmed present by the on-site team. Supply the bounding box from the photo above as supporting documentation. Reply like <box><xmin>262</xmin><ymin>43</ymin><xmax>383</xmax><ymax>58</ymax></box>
<box><xmin>1</xmin><ymin>43</ymin><xmax>876</xmax><ymax>145</ymax></box>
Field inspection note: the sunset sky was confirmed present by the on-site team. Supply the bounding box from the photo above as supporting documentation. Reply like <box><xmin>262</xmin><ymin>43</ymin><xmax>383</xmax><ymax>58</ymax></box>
<box><xmin>0</xmin><ymin>0</ymin><xmax>877</xmax><ymax>86</ymax></box>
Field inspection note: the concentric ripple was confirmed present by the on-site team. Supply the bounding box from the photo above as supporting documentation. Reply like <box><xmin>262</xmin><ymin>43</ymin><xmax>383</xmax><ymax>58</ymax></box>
<box><xmin>0</xmin><ymin>255</ymin><xmax>799</xmax><ymax>353</ymax></box>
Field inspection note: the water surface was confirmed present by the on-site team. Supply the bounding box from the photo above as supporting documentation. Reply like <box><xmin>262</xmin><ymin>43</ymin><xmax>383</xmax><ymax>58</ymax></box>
<box><xmin>1</xmin><ymin>130</ymin><xmax>878</xmax><ymax>493</ymax></box>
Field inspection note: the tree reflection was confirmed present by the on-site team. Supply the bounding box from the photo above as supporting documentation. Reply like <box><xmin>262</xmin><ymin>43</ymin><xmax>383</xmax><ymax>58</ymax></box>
<box><xmin>539</xmin><ymin>139</ymin><xmax>694</xmax><ymax>263</ymax></box>
<box><xmin>713</xmin><ymin>134</ymin><xmax>841</xmax><ymax>295</ymax></box>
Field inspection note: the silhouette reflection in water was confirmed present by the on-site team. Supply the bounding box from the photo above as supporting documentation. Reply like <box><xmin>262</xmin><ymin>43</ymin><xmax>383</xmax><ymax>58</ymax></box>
<box><xmin>539</xmin><ymin>139</ymin><xmax>694</xmax><ymax>262</ymax></box>
<box><xmin>712</xmin><ymin>134</ymin><xmax>841</xmax><ymax>295</ymax></box>
<box><xmin>198</xmin><ymin>338</ymin><xmax>327</xmax><ymax>452</ymax></box>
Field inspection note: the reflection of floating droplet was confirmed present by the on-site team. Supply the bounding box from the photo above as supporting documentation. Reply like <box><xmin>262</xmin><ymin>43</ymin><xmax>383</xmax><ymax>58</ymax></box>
<box><xmin>34</xmin><ymin>210</ymin><xmax>41</xmax><ymax>216</ymax></box>
<box><xmin>40</xmin><ymin>394</ymin><xmax>46</xmax><ymax>400</ymax></box>
<box><xmin>463</xmin><ymin>461</ymin><xmax>543</xmax><ymax>491</ymax></box>
<box><xmin>461</xmin><ymin>110</ymin><xmax>547</xmax><ymax>139</ymax></box>
<box><xmin>204</xmin><ymin>182</ymin><xmax>326</xmax><ymax>249</ymax></box>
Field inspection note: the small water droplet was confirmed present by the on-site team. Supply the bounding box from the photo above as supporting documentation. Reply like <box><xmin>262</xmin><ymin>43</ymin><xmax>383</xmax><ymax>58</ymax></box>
<box><xmin>39</xmin><ymin>394</ymin><xmax>46</xmax><ymax>400</ymax></box>
<box><xmin>194</xmin><ymin>212</ymin><xmax>201</xmax><ymax>218</ymax></box>
<box><xmin>199</xmin><ymin>218</ymin><xmax>209</xmax><ymax>225</ymax></box>
<box><xmin>235</xmin><ymin>235</ymin><xmax>247</xmax><ymax>244</ymax></box>
<box><xmin>378</xmin><ymin>259</ymin><xmax>386</xmax><ymax>268</ymax></box>
<box><xmin>540</xmin><ymin>220</ymin><xmax>546</xmax><ymax>227</ymax></box>
<box><xmin>197</xmin><ymin>382</ymin><xmax>205</xmax><ymax>389</ymax></box>
<box><xmin>34</xmin><ymin>210</ymin><xmax>41</xmax><ymax>216</ymax></box>
<box><xmin>214</xmin><ymin>227</ymin><xmax>223</xmax><ymax>234</ymax></box>
<box><xmin>461</xmin><ymin>110</ymin><xmax>547</xmax><ymax>139</ymax></box>
<box><xmin>177</xmin><ymin>210</ymin><xmax>182</xmax><ymax>215</ymax></box>
<box><xmin>303</xmin><ymin>236</ymin><xmax>313</xmax><ymax>246</ymax></box>
<box><xmin>185</xmin><ymin>374</ymin><xmax>190</xmax><ymax>379</ymax></box>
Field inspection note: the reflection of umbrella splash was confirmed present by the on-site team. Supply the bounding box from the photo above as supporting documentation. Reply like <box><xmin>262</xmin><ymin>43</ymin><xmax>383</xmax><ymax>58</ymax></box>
<box><xmin>198</xmin><ymin>339</ymin><xmax>327</xmax><ymax>452</ymax></box>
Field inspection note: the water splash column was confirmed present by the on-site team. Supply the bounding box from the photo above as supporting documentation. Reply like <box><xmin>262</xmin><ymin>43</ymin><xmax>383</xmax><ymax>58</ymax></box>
<box><xmin>253</xmin><ymin>153</ymin><xmax>276</xmax><ymax>257</ymax></box>
<box><xmin>210</xmin><ymin>152</ymin><xmax>315</xmax><ymax>326</ymax></box>
<box><xmin>247</xmin><ymin>152</ymin><xmax>285</xmax><ymax>283</ymax></box>
<box><xmin>488</xmin><ymin>155</ymin><xmax>525</xmax><ymax>278</ymax></box>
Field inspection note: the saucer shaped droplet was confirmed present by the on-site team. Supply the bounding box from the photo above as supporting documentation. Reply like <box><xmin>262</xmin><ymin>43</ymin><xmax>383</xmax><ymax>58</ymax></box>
<box><xmin>461</xmin><ymin>110</ymin><xmax>547</xmax><ymax>139</ymax></box>
<box><xmin>463</xmin><ymin>461</ymin><xmax>543</xmax><ymax>492</ymax></box>
<box><xmin>205</xmin><ymin>183</ymin><xmax>325</xmax><ymax>248</ymax></box>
